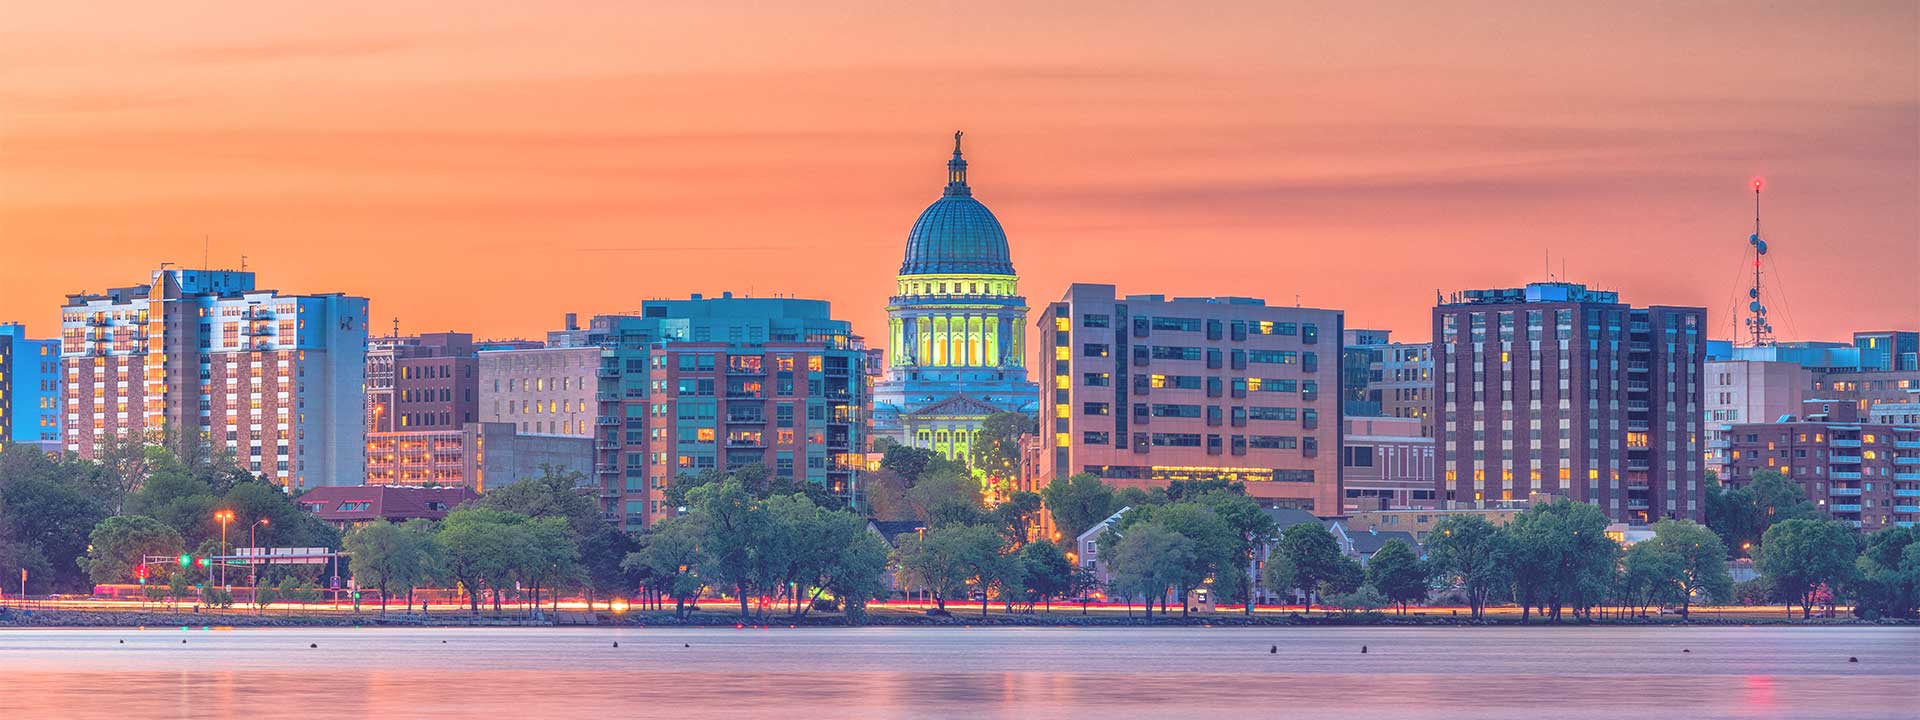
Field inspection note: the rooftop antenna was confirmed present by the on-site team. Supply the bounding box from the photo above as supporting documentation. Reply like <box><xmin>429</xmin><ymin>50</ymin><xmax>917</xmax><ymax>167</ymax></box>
<box><xmin>203</xmin><ymin>235</ymin><xmax>210</xmax><ymax>270</ymax></box>
<box><xmin>240</xmin><ymin>254</ymin><xmax>249</xmax><ymax>272</ymax></box>
<box><xmin>392</xmin><ymin>317</ymin><xmax>401</xmax><ymax>340</ymax></box>
<box><xmin>1744</xmin><ymin>178</ymin><xmax>1773</xmax><ymax>347</ymax></box>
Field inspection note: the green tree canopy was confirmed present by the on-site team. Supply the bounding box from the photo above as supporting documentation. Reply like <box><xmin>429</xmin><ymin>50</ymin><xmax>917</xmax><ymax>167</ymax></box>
<box><xmin>1852</xmin><ymin>526</ymin><xmax>1920</xmax><ymax>619</ymax></box>
<box><xmin>1424</xmin><ymin>515</ymin><xmax>1508</xmax><ymax>619</ymax></box>
<box><xmin>1365</xmin><ymin>539</ymin><xmax>1428</xmax><ymax>614</ymax></box>
<box><xmin>1502</xmin><ymin>499</ymin><xmax>1619</xmax><ymax>621</ymax></box>
<box><xmin>1645</xmin><ymin>519</ymin><xmax>1734</xmax><ymax>618</ymax></box>
<box><xmin>1757</xmin><ymin>518</ymin><xmax>1858</xmax><ymax>619</ymax></box>
<box><xmin>478</xmin><ymin>466</ymin><xmax>604</xmax><ymax>538</ymax></box>
<box><xmin>1271</xmin><ymin>522</ymin><xmax>1346</xmax><ymax>614</ymax></box>
<box><xmin>1102</xmin><ymin>519</ymin><xmax>1195</xmax><ymax>618</ymax></box>
<box><xmin>80</xmin><ymin>515</ymin><xmax>184</xmax><ymax>585</ymax></box>
<box><xmin>1039</xmin><ymin>473</ymin><xmax>1118</xmax><ymax>541</ymax></box>
<box><xmin>972</xmin><ymin>412</ymin><xmax>1036</xmax><ymax>481</ymax></box>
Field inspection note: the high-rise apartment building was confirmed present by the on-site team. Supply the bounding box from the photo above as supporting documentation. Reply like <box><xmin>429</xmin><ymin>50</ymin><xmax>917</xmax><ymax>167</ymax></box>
<box><xmin>1724</xmin><ymin>400</ymin><xmax>1920</xmax><ymax>531</ymax></box>
<box><xmin>0</xmin><ymin>323</ymin><xmax>62</xmax><ymax>446</ymax></box>
<box><xmin>873</xmin><ymin>133</ymin><xmax>1039</xmax><ymax>463</ymax></box>
<box><xmin>60</xmin><ymin>268</ymin><xmax>367</xmax><ymax>489</ymax></box>
<box><xmin>1035</xmin><ymin>284</ymin><xmax>1344</xmax><ymax>515</ymax></box>
<box><xmin>1433</xmin><ymin>282</ymin><xmax>1705</xmax><ymax>523</ymax></box>
<box><xmin>581</xmin><ymin>295</ymin><xmax>868</xmax><ymax>530</ymax></box>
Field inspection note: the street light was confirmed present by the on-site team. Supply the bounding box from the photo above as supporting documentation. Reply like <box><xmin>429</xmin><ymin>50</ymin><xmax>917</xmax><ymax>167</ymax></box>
<box><xmin>250</xmin><ymin>518</ymin><xmax>270</xmax><ymax>595</ymax></box>
<box><xmin>214</xmin><ymin>510</ymin><xmax>235</xmax><ymax>588</ymax></box>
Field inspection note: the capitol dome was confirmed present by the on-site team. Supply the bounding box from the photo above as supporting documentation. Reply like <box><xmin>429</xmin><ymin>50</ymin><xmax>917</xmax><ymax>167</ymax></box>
<box><xmin>899</xmin><ymin>132</ymin><xmax>1015</xmax><ymax>276</ymax></box>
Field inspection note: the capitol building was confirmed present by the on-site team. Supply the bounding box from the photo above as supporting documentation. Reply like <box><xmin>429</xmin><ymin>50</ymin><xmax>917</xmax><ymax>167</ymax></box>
<box><xmin>872</xmin><ymin>133</ymin><xmax>1040</xmax><ymax>462</ymax></box>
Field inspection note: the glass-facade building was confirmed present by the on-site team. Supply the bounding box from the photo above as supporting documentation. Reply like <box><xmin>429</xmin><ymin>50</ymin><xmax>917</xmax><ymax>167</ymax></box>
<box><xmin>0</xmin><ymin>323</ymin><xmax>62</xmax><ymax>445</ymax></box>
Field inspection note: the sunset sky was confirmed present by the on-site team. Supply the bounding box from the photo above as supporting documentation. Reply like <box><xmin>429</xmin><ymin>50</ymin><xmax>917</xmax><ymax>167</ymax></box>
<box><xmin>3</xmin><ymin>1</ymin><xmax>1915</xmax><ymax>348</ymax></box>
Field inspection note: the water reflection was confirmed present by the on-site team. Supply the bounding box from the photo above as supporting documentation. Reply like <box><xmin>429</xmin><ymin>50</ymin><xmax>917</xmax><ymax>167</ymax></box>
<box><xmin>0</xmin><ymin>627</ymin><xmax>1911</xmax><ymax>719</ymax></box>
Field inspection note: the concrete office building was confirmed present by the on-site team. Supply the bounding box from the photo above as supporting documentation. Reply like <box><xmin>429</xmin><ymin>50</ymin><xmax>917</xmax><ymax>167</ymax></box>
<box><xmin>1434</xmin><ymin>282</ymin><xmax>1706</xmax><ymax>523</ymax></box>
<box><xmin>60</xmin><ymin>268</ymin><xmax>367</xmax><ymax>488</ymax></box>
<box><xmin>1035</xmin><ymin>283</ymin><xmax>1344</xmax><ymax>515</ymax></box>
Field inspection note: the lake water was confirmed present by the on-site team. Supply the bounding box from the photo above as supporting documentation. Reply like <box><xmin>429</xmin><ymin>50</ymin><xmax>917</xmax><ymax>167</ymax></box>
<box><xmin>0</xmin><ymin>625</ymin><xmax>1912</xmax><ymax>719</ymax></box>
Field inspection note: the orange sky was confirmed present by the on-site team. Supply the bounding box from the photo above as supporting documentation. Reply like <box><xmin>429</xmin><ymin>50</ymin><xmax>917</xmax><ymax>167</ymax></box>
<box><xmin>3</xmin><ymin>1</ymin><xmax>1915</xmax><ymax>348</ymax></box>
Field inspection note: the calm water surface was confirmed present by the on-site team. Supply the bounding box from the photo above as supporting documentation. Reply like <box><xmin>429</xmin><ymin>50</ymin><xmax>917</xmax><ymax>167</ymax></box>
<box><xmin>0</xmin><ymin>625</ymin><xmax>1913</xmax><ymax>719</ymax></box>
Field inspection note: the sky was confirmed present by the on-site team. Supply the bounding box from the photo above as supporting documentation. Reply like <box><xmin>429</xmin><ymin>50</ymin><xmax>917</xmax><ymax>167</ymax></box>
<box><xmin>2</xmin><ymin>1</ymin><xmax>1915</xmax><ymax>348</ymax></box>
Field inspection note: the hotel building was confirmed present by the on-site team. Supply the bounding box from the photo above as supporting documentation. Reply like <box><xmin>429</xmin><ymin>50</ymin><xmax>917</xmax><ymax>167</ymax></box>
<box><xmin>60</xmin><ymin>268</ymin><xmax>367</xmax><ymax>489</ymax></box>
<box><xmin>1035</xmin><ymin>284</ymin><xmax>1344</xmax><ymax>515</ymax></box>
<box><xmin>1433</xmin><ymin>282</ymin><xmax>1705</xmax><ymax>523</ymax></box>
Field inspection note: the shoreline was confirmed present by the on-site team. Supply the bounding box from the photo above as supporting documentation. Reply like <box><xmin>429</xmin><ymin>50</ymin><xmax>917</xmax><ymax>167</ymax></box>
<box><xmin>4</xmin><ymin>608</ymin><xmax>1909</xmax><ymax>629</ymax></box>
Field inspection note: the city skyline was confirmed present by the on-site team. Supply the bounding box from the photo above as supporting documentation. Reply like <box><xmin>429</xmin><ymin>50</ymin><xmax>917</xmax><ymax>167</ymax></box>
<box><xmin>2</xmin><ymin>2</ymin><xmax>1916</xmax><ymax>346</ymax></box>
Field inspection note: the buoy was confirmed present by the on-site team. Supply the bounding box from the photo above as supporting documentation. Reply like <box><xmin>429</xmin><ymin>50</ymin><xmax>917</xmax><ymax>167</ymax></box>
<box><xmin>1269</xmin><ymin>645</ymin><xmax>1277</xmax><ymax>654</ymax></box>
<box><xmin>119</xmin><ymin>640</ymin><xmax>125</xmax><ymax>644</ymax></box>
<box><xmin>612</xmin><ymin>641</ymin><xmax>619</xmax><ymax>648</ymax></box>
<box><xmin>684</xmin><ymin>643</ymin><xmax>691</xmax><ymax>648</ymax></box>
<box><xmin>441</xmin><ymin>640</ymin><xmax>447</xmax><ymax>644</ymax></box>
<box><xmin>1361</xmin><ymin>646</ymin><xmax>1368</xmax><ymax>654</ymax></box>
<box><xmin>310</xmin><ymin>643</ymin><xmax>317</xmax><ymax>648</ymax></box>
<box><xmin>1849</xmin><ymin>657</ymin><xmax>1859</xmax><ymax>663</ymax></box>
<box><xmin>1682</xmin><ymin>649</ymin><xmax>1690</xmax><ymax>653</ymax></box>
<box><xmin>182</xmin><ymin>640</ymin><xmax>187</xmax><ymax>644</ymax></box>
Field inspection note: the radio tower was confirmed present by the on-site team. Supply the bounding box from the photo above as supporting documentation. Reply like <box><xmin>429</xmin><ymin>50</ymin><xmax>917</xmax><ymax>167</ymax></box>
<box><xmin>1744</xmin><ymin>178</ymin><xmax>1774</xmax><ymax>347</ymax></box>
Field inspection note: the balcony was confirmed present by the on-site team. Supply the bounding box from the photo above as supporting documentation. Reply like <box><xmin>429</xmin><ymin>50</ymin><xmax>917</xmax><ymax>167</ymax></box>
<box><xmin>1897</xmin><ymin>473</ymin><xmax>1920</xmax><ymax>482</ymax></box>
<box><xmin>596</xmin><ymin>416</ymin><xmax>621</xmax><ymax>426</ymax></box>
<box><xmin>597</xmin><ymin>367</ymin><xmax>619</xmax><ymax>378</ymax></box>
<box><xmin>246</xmin><ymin>307</ymin><xmax>274</xmax><ymax>320</ymax></box>
<box><xmin>1829</xmin><ymin>487</ymin><xmax>1863</xmax><ymax>497</ymax></box>
<box><xmin>1896</xmin><ymin>457</ymin><xmax>1920</xmax><ymax>465</ymax></box>
<box><xmin>1626</xmin><ymin>500</ymin><xmax>1650</xmax><ymax>510</ymax></box>
<box><xmin>1829</xmin><ymin>504</ymin><xmax>1862</xmax><ymax>513</ymax></box>
<box><xmin>245</xmin><ymin>323</ymin><xmax>276</xmax><ymax>336</ymax></box>
<box><xmin>1831</xmin><ymin>471</ymin><xmax>1863</xmax><ymax>480</ymax></box>
<box><xmin>1894</xmin><ymin>440</ymin><xmax>1920</xmax><ymax>450</ymax></box>
<box><xmin>1830</xmin><ymin>439</ymin><xmax>1862</xmax><ymax>448</ymax></box>
<box><xmin>86</xmin><ymin>315</ymin><xmax>112</xmax><ymax>327</ymax></box>
<box><xmin>1896</xmin><ymin>506</ymin><xmax>1920</xmax><ymax>514</ymax></box>
<box><xmin>595</xmin><ymin>439</ymin><xmax>621</xmax><ymax>450</ymax></box>
<box><xmin>1829</xmin><ymin>455</ymin><xmax>1862</xmax><ymax>464</ymax></box>
<box><xmin>726</xmin><ymin>414</ymin><xmax>766</xmax><ymax>424</ymax></box>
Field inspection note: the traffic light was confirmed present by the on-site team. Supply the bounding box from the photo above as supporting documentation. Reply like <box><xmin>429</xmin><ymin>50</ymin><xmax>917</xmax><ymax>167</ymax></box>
<box><xmin>179</xmin><ymin>554</ymin><xmax>192</xmax><ymax>568</ymax></box>
<box><xmin>196</xmin><ymin>557</ymin><xmax>209</xmax><ymax>568</ymax></box>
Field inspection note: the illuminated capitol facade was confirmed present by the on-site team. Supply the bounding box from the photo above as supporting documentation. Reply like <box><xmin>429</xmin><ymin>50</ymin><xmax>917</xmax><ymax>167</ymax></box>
<box><xmin>873</xmin><ymin>133</ymin><xmax>1039</xmax><ymax>461</ymax></box>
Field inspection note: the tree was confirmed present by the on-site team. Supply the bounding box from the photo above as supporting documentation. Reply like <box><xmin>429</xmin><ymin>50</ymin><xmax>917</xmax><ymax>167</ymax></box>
<box><xmin>1138</xmin><ymin>501</ymin><xmax>1238</xmax><ymax>617</ymax></box>
<box><xmin>1503</xmin><ymin>499</ymin><xmax>1619</xmax><ymax>621</ymax></box>
<box><xmin>1039</xmin><ymin>473</ymin><xmax>1118</xmax><ymax>543</ymax></box>
<box><xmin>1272</xmin><ymin>523</ymin><xmax>1346</xmax><ymax>614</ymax></box>
<box><xmin>80</xmin><ymin>515</ymin><xmax>184</xmax><ymax>585</ymax></box>
<box><xmin>1201</xmin><ymin>491</ymin><xmax>1277</xmax><ymax>615</ymax></box>
<box><xmin>1756</xmin><ymin>518</ymin><xmax>1858</xmax><ymax>619</ymax></box>
<box><xmin>1645</xmin><ymin>519</ymin><xmax>1734</xmax><ymax>619</ymax></box>
<box><xmin>344</xmin><ymin>520</ymin><xmax>434</xmax><ymax>615</ymax></box>
<box><xmin>1620</xmin><ymin>541</ymin><xmax>1684</xmax><ymax>617</ymax></box>
<box><xmin>1321</xmin><ymin>584</ymin><xmax>1388</xmax><ymax>613</ymax></box>
<box><xmin>1102</xmin><ymin>520</ymin><xmax>1195</xmax><ymax>618</ymax></box>
<box><xmin>907</xmin><ymin>465</ymin><xmax>985</xmax><ymax>527</ymax></box>
<box><xmin>1365</xmin><ymin>540</ymin><xmax>1428</xmax><ymax>614</ymax></box>
<box><xmin>989</xmin><ymin>490</ymin><xmax>1043</xmax><ymax>547</ymax></box>
<box><xmin>893</xmin><ymin>523</ymin><xmax>1004</xmax><ymax>615</ymax></box>
<box><xmin>438</xmin><ymin>507</ymin><xmax>528</xmax><ymax>614</ymax></box>
<box><xmin>1260</xmin><ymin>553</ymin><xmax>1297</xmax><ymax>608</ymax></box>
<box><xmin>1015</xmin><ymin>539</ymin><xmax>1075</xmax><ymax>612</ymax></box>
<box><xmin>814</xmin><ymin>514</ymin><xmax>892</xmax><ymax>623</ymax></box>
<box><xmin>1425</xmin><ymin>515</ymin><xmax>1507</xmax><ymax>619</ymax></box>
<box><xmin>516</xmin><ymin>516</ymin><xmax>581</xmax><ymax>617</ymax></box>
<box><xmin>625</xmin><ymin>514</ymin><xmax>707</xmax><ymax>618</ymax></box>
<box><xmin>478</xmin><ymin>466</ymin><xmax>603</xmax><ymax>538</ymax></box>
<box><xmin>686</xmin><ymin>478</ymin><xmax>770</xmax><ymax>619</ymax></box>
<box><xmin>579</xmin><ymin>527</ymin><xmax>640</xmax><ymax>612</ymax></box>
<box><xmin>1708</xmin><ymin>470</ymin><xmax>1820</xmax><ymax>557</ymax></box>
<box><xmin>0</xmin><ymin>468</ymin><xmax>109</xmax><ymax>592</ymax></box>
<box><xmin>972</xmin><ymin>412</ymin><xmax>1035</xmax><ymax>481</ymax></box>
<box><xmin>1853</xmin><ymin>526</ymin><xmax>1920</xmax><ymax>619</ymax></box>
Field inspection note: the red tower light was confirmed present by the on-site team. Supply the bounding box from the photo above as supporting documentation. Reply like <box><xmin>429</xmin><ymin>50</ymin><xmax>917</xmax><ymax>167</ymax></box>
<box><xmin>1752</xmin><ymin>178</ymin><xmax>1764</xmax><ymax>191</ymax></box>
